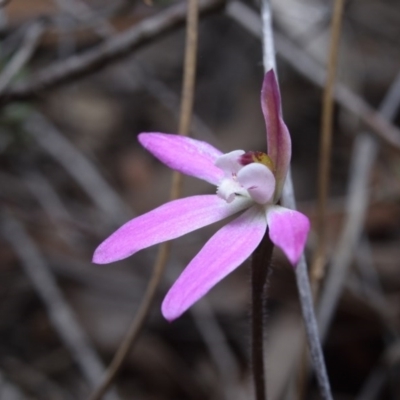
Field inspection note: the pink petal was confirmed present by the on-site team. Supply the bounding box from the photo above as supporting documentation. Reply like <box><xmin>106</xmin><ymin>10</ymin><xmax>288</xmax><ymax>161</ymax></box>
<box><xmin>162</xmin><ymin>205</ymin><xmax>267</xmax><ymax>321</ymax></box>
<box><xmin>93</xmin><ymin>195</ymin><xmax>252</xmax><ymax>264</ymax></box>
<box><xmin>139</xmin><ymin>133</ymin><xmax>224</xmax><ymax>185</ymax></box>
<box><xmin>261</xmin><ymin>70</ymin><xmax>291</xmax><ymax>200</ymax></box>
<box><xmin>237</xmin><ymin>163</ymin><xmax>276</xmax><ymax>204</ymax></box>
<box><xmin>266</xmin><ymin>206</ymin><xmax>310</xmax><ymax>266</ymax></box>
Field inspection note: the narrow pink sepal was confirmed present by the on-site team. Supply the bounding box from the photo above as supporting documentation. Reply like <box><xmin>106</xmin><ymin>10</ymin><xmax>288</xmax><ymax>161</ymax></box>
<box><xmin>261</xmin><ymin>70</ymin><xmax>291</xmax><ymax>200</ymax></box>
<box><xmin>139</xmin><ymin>133</ymin><xmax>224</xmax><ymax>185</ymax></box>
<box><xmin>266</xmin><ymin>205</ymin><xmax>310</xmax><ymax>266</ymax></box>
<box><xmin>93</xmin><ymin>195</ymin><xmax>251</xmax><ymax>264</ymax></box>
<box><xmin>161</xmin><ymin>206</ymin><xmax>267</xmax><ymax>321</ymax></box>
<box><xmin>237</xmin><ymin>163</ymin><xmax>276</xmax><ymax>204</ymax></box>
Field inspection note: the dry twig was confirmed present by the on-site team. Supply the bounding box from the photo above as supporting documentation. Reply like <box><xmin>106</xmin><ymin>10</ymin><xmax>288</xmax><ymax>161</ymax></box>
<box><xmin>0</xmin><ymin>370</ymin><xmax>27</xmax><ymax>400</ymax></box>
<box><xmin>226</xmin><ymin>1</ymin><xmax>400</xmax><ymax>152</ymax></box>
<box><xmin>317</xmin><ymin>70</ymin><xmax>400</xmax><ymax>340</ymax></box>
<box><xmin>0</xmin><ymin>0</ymin><xmax>224</xmax><ymax>103</ymax></box>
<box><xmin>0</xmin><ymin>21</ymin><xmax>45</xmax><ymax>93</ymax></box>
<box><xmin>88</xmin><ymin>0</ymin><xmax>200</xmax><ymax>398</ymax></box>
<box><xmin>311</xmin><ymin>0</ymin><xmax>346</xmax><ymax>296</ymax></box>
<box><xmin>25</xmin><ymin>112</ymin><xmax>131</xmax><ymax>224</ymax></box>
<box><xmin>3</xmin><ymin>357</ymin><xmax>72</xmax><ymax>400</ymax></box>
<box><xmin>298</xmin><ymin>1</ymin><xmax>345</xmax><ymax>396</ymax></box>
<box><xmin>0</xmin><ymin>0</ymin><xmax>12</xmax><ymax>7</ymax></box>
<box><xmin>0</xmin><ymin>211</ymin><xmax>120</xmax><ymax>400</ymax></box>
<box><xmin>52</xmin><ymin>0</ymin><xmax>220</xmax><ymax>147</ymax></box>
<box><xmin>260</xmin><ymin>0</ymin><xmax>333</xmax><ymax>398</ymax></box>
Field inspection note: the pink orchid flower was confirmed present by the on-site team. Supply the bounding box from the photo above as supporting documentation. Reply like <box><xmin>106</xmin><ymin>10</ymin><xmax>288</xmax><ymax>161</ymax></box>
<box><xmin>93</xmin><ymin>70</ymin><xmax>310</xmax><ymax>321</ymax></box>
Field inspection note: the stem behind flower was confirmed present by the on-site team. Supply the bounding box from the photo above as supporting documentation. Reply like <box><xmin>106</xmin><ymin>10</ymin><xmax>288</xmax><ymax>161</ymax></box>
<box><xmin>251</xmin><ymin>230</ymin><xmax>274</xmax><ymax>400</ymax></box>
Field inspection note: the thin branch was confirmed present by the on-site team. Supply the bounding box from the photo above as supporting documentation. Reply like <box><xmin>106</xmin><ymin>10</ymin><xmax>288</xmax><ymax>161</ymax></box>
<box><xmin>356</xmin><ymin>327</ymin><xmax>400</xmax><ymax>399</ymax></box>
<box><xmin>274</xmin><ymin>32</ymin><xmax>400</xmax><ymax>152</ymax></box>
<box><xmin>25</xmin><ymin>112</ymin><xmax>131</xmax><ymax>224</ymax></box>
<box><xmin>225</xmin><ymin>1</ymin><xmax>400</xmax><ymax>152</ymax></box>
<box><xmin>87</xmin><ymin>0</ymin><xmax>199</xmax><ymax>398</ymax></box>
<box><xmin>296</xmin><ymin>0</ymin><xmax>345</xmax><ymax>391</ymax></box>
<box><xmin>260</xmin><ymin>1</ymin><xmax>333</xmax><ymax>399</ymax></box>
<box><xmin>317</xmin><ymin>69</ymin><xmax>400</xmax><ymax>341</ymax></box>
<box><xmin>87</xmin><ymin>244</ymin><xmax>170</xmax><ymax>400</ymax></box>
<box><xmin>52</xmin><ymin>0</ymin><xmax>117</xmax><ymax>38</ymax></box>
<box><xmin>48</xmin><ymin>253</ymin><xmax>145</xmax><ymax>303</ymax></box>
<box><xmin>22</xmin><ymin>170</ymin><xmax>72</xmax><ymax>223</ymax></box>
<box><xmin>226</xmin><ymin>6</ymin><xmax>400</xmax><ymax>396</ymax></box>
<box><xmin>355</xmin><ymin>366</ymin><xmax>387</xmax><ymax>400</ymax></box>
<box><xmin>0</xmin><ymin>21</ymin><xmax>45</xmax><ymax>93</ymax></box>
<box><xmin>164</xmin><ymin>263</ymin><xmax>240</xmax><ymax>400</ymax></box>
<box><xmin>3</xmin><ymin>357</ymin><xmax>73</xmax><ymax>400</ymax></box>
<box><xmin>52</xmin><ymin>0</ymin><xmax>125</xmax><ymax>36</ymax></box>
<box><xmin>311</xmin><ymin>0</ymin><xmax>346</xmax><ymax>296</ymax></box>
<box><xmin>21</xmin><ymin>169</ymin><xmax>78</xmax><ymax>247</ymax></box>
<box><xmin>191</xmin><ymin>299</ymin><xmax>240</xmax><ymax>399</ymax></box>
<box><xmin>178</xmin><ymin>0</ymin><xmax>199</xmax><ymax>136</ymax></box>
<box><xmin>52</xmin><ymin>0</ymin><xmax>221</xmax><ymax>147</ymax></box>
<box><xmin>355</xmin><ymin>237</ymin><xmax>384</xmax><ymax>295</ymax></box>
<box><xmin>0</xmin><ymin>370</ymin><xmax>27</xmax><ymax>400</ymax></box>
<box><xmin>345</xmin><ymin>276</ymin><xmax>400</xmax><ymax>399</ymax></box>
<box><xmin>0</xmin><ymin>211</ymin><xmax>120</xmax><ymax>400</ymax></box>
<box><xmin>345</xmin><ymin>277</ymin><xmax>399</xmax><ymax>334</ymax></box>
<box><xmin>0</xmin><ymin>0</ymin><xmax>12</xmax><ymax>7</ymax></box>
<box><xmin>251</xmin><ymin>232</ymin><xmax>274</xmax><ymax>400</ymax></box>
<box><xmin>0</xmin><ymin>0</ymin><xmax>224</xmax><ymax>103</ymax></box>
<box><xmin>133</xmin><ymin>63</ymin><xmax>220</xmax><ymax>146</ymax></box>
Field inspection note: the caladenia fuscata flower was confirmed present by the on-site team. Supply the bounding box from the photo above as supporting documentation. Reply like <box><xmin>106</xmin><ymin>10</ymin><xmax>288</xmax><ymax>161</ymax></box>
<box><xmin>93</xmin><ymin>70</ymin><xmax>310</xmax><ymax>321</ymax></box>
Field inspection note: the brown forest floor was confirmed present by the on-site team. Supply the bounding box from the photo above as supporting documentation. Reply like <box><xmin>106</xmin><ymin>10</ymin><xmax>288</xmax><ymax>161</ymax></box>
<box><xmin>0</xmin><ymin>1</ymin><xmax>400</xmax><ymax>399</ymax></box>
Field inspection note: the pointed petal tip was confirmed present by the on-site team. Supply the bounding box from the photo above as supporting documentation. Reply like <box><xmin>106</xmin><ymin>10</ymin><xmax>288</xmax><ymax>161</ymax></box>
<box><xmin>266</xmin><ymin>68</ymin><xmax>275</xmax><ymax>75</ymax></box>
<box><xmin>160</xmin><ymin>206</ymin><xmax>267</xmax><ymax>321</ymax></box>
<box><xmin>260</xmin><ymin>69</ymin><xmax>291</xmax><ymax>200</ymax></box>
<box><xmin>286</xmin><ymin>216</ymin><xmax>310</xmax><ymax>268</ymax></box>
<box><xmin>92</xmin><ymin>245</ymin><xmax>104</xmax><ymax>264</ymax></box>
<box><xmin>138</xmin><ymin>132</ymin><xmax>164</xmax><ymax>150</ymax></box>
<box><xmin>137</xmin><ymin>131</ymin><xmax>148</xmax><ymax>140</ymax></box>
<box><xmin>137</xmin><ymin>132</ymin><xmax>158</xmax><ymax>145</ymax></box>
<box><xmin>287</xmin><ymin>253</ymin><xmax>301</xmax><ymax>268</ymax></box>
<box><xmin>262</xmin><ymin>69</ymin><xmax>278</xmax><ymax>94</ymax></box>
<box><xmin>92</xmin><ymin>244</ymin><xmax>117</xmax><ymax>265</ymax></box>
<box><xmin>162</xmin><ymin>311</ymin><xmax>176</xmax><ymax>323</ymax></box>
<box><xmin>161</xmin><ymin>297</ymin><xmax>183</xmax><ymax>322</ymax></box>
<box><xmin>137</xmin><ymin>132</ymin><xmax>224</xmax><ymax>185</ymax></box>
<box><xmin>91</xmin><ymin>252</ymin><xmax>103</xmax><ymax>265</ymax></box>
<box><xmin>267</xmin><ymin>206</ymin><xmax>310</xmax><ymax>268</ymax></box>
<box><xmin>164</xmin><ymin>316</ymin><xmax>175</xmax><ymax>323</ymax></box>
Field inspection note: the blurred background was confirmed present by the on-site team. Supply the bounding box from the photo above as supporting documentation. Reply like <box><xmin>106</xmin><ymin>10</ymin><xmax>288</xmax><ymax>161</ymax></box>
<box><xmin>0</xmin><ymin>0</ymin><xmax>399</xmax><ymax>399</ymax></box>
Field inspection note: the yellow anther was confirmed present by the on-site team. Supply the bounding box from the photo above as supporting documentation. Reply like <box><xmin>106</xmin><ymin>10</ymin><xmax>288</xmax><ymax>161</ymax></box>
<box><xmin>251</xmin><ymin>151</ymin><xmax>274</xmax><ymax>171</ymax></box>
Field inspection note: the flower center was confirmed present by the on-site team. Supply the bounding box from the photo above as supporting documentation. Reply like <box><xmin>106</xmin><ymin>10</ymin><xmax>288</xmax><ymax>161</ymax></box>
<box><xmin>239</xmin><ymin>151</ymin><xmax>274</xmax><ymax>172</ymax></box>
<box><xmin>215</xmin><ymin>150</ymin><xmax>276</xmax><ymax>205</ymax></box>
